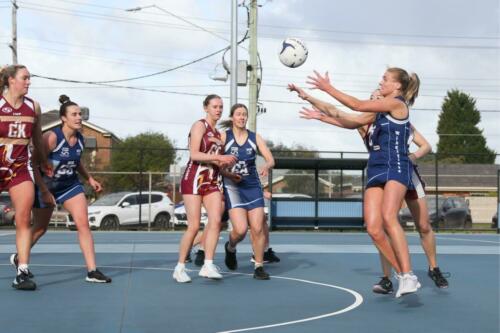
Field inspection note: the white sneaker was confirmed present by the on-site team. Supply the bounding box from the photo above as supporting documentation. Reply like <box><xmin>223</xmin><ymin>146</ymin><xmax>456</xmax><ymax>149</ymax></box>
<box><xmin>173</xmin><ymin>265</ymin><xmax>191</xmax><ymax>283</ymax></box>
<box><xmin>395</xmin><ymin>272</ymin><xmax>421</xmax><ymax>298</ymax></box>
<box><xmin>199</xmin><ymin>263</ymin><xmax>223</xmax><ymax>279</ymax></box>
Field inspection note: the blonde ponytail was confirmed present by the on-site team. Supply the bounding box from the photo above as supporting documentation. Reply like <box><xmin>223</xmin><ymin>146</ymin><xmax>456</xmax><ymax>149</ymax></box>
<box><xmin>404</xmin><ymin>72</ymin><xmax>420</xmax><ymax>106</ymax></box>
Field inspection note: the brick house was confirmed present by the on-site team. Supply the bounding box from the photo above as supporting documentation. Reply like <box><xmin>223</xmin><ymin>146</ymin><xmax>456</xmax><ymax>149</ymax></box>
<box><xmin>40</xmin><ymin>110</ymin><xmax>121</xmax><ymax>170</ymax></box>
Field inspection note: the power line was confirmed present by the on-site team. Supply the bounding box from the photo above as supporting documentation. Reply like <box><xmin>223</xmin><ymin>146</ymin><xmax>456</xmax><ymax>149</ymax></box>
<box><xmin>42</xmin><ymin>0</ymin><xmax>500</xmax><ymax>41</ymax></box>
<box><xmin>18</xmin><ymin>2</ymin><xmax>499</xmax><ymax>50</ymax></box>
<box><xmin>32</xmin><ymin>45</ymin><xmax>230</xmax><ymax>84</ymax></box>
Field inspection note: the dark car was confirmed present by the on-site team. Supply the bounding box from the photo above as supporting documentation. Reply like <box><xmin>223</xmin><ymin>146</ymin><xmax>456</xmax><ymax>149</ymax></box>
<box><xmin>0</xmin><ymin>193</ymin><xmax>15</xmax><ymax>225</ymax></box>
<box><xmin>399</xmin><ymin>196</ymin><xmax>472</xmax><ymax>229</ymax></box>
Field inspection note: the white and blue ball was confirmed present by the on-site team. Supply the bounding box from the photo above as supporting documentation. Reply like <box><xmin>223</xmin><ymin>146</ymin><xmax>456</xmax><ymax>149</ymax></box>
<box><xmin>278</xmin><ymin>37</ymin><xmax>308</xmax><ymax>68</ymax></box>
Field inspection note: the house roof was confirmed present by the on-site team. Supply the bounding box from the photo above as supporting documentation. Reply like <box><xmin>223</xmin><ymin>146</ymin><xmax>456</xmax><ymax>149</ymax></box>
<box><xmin>274</xmin><ymin>157</ymin><xmax>368</xmax><ymax>170</ymax></box>
<box><xmin>418</xmin><ymin>163</ymin><xmax>499</xmax><ymax>189</ymax></box>
<box><xmin>41</xmin><ymin>110</ymin><xmax>121</xmax><ymax>142</ymax></box>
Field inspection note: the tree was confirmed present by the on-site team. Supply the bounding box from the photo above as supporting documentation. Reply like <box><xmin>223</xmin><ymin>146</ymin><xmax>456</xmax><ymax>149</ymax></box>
<box><xmin>106</xmin><ymin>132</ymin><xmax>176</xmax><ymax>192</ymax></box>
<box><xmin>436</xmin><ymin>90</ymin><xmax>496</xmax><ymax>164</ymax></box>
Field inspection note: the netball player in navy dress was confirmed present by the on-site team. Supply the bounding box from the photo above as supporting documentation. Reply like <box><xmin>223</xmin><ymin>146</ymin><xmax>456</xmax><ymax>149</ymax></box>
<box><xmin>289</xmin><ymin>67</ymin><xmax>422</xmax><ymax>297</ymax></box>
<box><xmin>28</xmin><ymin>95</ymin><xmax>111</xmax><ymax>283</ymax></box>
<box><xmin>295</xmin><ymin>88</ymin><xmax>449</xmax><ymax>292</ymax></box>
<box><xmin>219</xmin><ymin>104</ymin><xmax>275</xmax><ymax>280</ymax></box>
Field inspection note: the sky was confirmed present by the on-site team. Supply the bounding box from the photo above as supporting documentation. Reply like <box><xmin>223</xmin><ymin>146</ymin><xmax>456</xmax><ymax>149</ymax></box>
<box><xmin>0</xmin><ymin>0</ymin><xmax>498</xmax><ymax>163</ymax></box>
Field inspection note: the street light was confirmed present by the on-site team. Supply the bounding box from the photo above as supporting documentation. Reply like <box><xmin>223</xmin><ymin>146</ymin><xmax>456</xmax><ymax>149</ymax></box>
<box><xmin>124</xmin><ymin>3</ymin><xmax>239</xmax><ymax>106</ymax></box>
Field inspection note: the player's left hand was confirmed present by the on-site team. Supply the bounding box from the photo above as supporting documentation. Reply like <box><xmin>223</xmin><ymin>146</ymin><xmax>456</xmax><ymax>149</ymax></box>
<box><xmin>89</xmin><ymin>177</ymin><xmax>102</xmax><ymax>192</ymax></box>
<box><xmin>306</xmin><ymin>70</ymin><xmax>331</xmax><ymax>91</ymax></box>
<box><xmin>259</xmin><ymin>165</ymin><xmax>270</xmax><ymax>177</ymax></box>
<box><xmin>42</xmin><ymin>161</ymin><xmax>54</xmax><ymax>178</ymax></box>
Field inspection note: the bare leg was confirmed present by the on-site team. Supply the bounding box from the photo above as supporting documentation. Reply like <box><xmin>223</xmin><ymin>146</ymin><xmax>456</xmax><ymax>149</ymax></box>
<box><xmin>201</xmin><ymin>191</ymin><xmax>223</xmax><ymax>261</ymax></box>
<box><xmin>407</xmin><ymin>197</ymin><xmax>437</xmax><ymax>269</ymax></box>
<box><xmin>365</xmin><ymin>186</ymin><xmax>402</xmax><ymax>273</ymax></box>
<box><xmin>248</xmin><ymin>208</ymin><xmax>266</xmax><ymax>264</ymax></box>
<box><xmin>381</xmin><ymin>181</ymin><xmax>412</xmax><ymax>273</ymax></box>
<box><xmin>63</xmin><ymin>193</ymin><xmax>97</xmax><ymax>271</ymax></box>
<box><xmin>31</xmin><ymin>207</ymin><xmax>54</xmax><ymax>247</ymax></box>
<box><xmin>177</xmin><ymin>195</ymin><xmax>202</xmax><ymax>264</ymax></box>
<box><xmin>10</xmin><ymin>181</ymin><xmax>35</xmax><ymax>267</ymax></box>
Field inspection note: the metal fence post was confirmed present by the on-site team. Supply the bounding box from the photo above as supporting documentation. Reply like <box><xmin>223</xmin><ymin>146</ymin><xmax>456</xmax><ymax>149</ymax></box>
<box><xmin>139</xmin><ymin>147</ymin><xmax>144</xmax><ymax>225</ymax></box>
<box><xmin>148</xmin><ymin>171</ymin><xmax>152</xmax><ymax>231</ymax></box>
<box><xmin>435</xmin><ymin>153</ymin><xmax>439</xmax><ymax>232</ymax></box>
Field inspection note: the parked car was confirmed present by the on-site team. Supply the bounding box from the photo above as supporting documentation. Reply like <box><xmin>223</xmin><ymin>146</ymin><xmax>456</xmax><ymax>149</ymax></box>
<box><xmin>0</xmin><ymin>193</ymin><xmax>15</xmax><ymax>225</ymax></box>
<box><xmin>67</xmin><ymin>191</ymin><xmax>174</xmax><ymax>230</ymax></box>
<box><xmin>492</xmin><ymin>211</ymin><xmax>498</xmax><ymax>229</ymax></box>
<box><xmin>173</xmin><ymin>202</ymin><xmax>208</xmax><ymax>226</ymax></box>
<box><xmin>399</xmin><ymin>196</ymin><xmax>472</xmax><ymax>229</ymax></box>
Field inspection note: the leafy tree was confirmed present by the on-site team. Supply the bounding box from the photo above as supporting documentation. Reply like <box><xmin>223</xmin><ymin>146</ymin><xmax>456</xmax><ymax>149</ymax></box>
<box><xmin>436</xmin><ymin>90</ymin><xmax>495</xmax><ymax>163</ymax></box>
<box><xmin>105</xmin><ymin>132</ymin><xmax>176</xmax><ymax>192</ymax></box>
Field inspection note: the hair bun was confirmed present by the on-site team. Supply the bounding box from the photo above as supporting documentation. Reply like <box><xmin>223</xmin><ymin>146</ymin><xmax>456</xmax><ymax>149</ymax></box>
<box><xmin>59</xmin><ymin>94</ymin><xmax>71</xmax><ymax>105</ymax></box>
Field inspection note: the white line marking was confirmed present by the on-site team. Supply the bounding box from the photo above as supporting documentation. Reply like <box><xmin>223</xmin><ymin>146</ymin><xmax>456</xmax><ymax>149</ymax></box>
<box><xmin>0</xmin><ymin>263</ymin><xmax>364</xmax><ymax>333</ymax></box>
<box><xmin>0</xmin><ymin>232</ymin><xmax>14</xmax><ymax>237</ymax></box>
<box><xmin>428</xmin><ymin>235</ymin><xmax>500</xmax><ymax>244</ymax></box>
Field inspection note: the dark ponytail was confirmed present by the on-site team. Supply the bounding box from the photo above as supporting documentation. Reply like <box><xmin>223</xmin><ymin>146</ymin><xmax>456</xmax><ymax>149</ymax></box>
<box><xmin>59</xmin><ymin>94</ymin><xmax>78</xmax><ymax>118</ymax></box>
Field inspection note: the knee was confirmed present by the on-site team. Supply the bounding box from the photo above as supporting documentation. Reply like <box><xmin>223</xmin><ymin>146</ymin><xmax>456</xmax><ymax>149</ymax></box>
<box><xmin>381</xmin><ymin>210</ymin><xmax>396</xmax><ymax>225</ymax></box>
<box><xmin>366</xmin><ymin>223</ymin><xmax>384</xmax><ymax>242</ymax></box>
<box><xmin>33</xmin><ymin>225</ymin><xmax>47</xmax><ymax>237</ymax></box>
<box><xmin>186</xmin><ymin>223</ymin><xmax>200</xmax><ymax>234</ymax></box>
<box><xmin>417</xmin><ymin>221</ymin><xmax>432</xmax><ymax>236</ymax></box>
<box><xmin>232</xmin><ymin>225</ymin><xmax>248</xmax><ymax>240</ymax></box>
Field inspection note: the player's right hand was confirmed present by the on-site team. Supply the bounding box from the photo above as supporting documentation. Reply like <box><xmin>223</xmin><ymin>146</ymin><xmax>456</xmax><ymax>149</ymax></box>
<box><xmin>218</xmin><ymin>155</ymin><xmax>237</xmax><ymax>168</ymax></box>
<box><xmin>41</xmin><ymin>190</ymin><xmax>56</xmax><ymax>207</ymax></box>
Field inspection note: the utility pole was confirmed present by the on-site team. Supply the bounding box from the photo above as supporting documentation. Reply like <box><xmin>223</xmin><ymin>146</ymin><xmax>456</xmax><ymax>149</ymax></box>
<box><xmin>230</xmin><ymin>0</ymin><xmax>238</xmax><ymax>107</ymax></box>
<box><xmin>10</xmin><ymin>0</ymin><xmax>18</xmax><ymax>64</ymax></box>
<box><xmin>247</xmin><ymin>0</ymin><xmax>258</xmax><ymax>132</ymax></box>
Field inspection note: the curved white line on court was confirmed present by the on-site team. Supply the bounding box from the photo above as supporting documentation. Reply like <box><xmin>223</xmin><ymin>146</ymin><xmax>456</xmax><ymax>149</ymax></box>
<box><xmin>6</xmin><ymin>263</ymin><xmax>364</xmax><ymax>333</ymax></box>
<box><xmin>215</xmin><ymin>272</ymin><xmax>364</xmax><ymax>333</ymax></box>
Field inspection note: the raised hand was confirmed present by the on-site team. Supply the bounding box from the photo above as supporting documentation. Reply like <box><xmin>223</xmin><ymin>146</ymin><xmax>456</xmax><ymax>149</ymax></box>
<box><xmin>370</xmin><ymin>89</ymin><xmax>382</xmax><ymax>100</ymax></box>
<box><xmin>287</xmin><ymin>83</ymin><xmax>309</xmax><ymax>100</ymax></box>
<box><xmin>306</xmin><ymin>70</ymin><xmax>331</xmax><ymax>91</ymax></box>
<box><xmin>299</xmin><ymin>106</ymin><xmax>324</xmax><ymax>120</ymax></box>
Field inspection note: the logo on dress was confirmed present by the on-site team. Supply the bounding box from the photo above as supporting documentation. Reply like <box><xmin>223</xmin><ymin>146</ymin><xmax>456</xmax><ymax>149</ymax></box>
<box><xmin>230</xmin><ymin>147</ymin><xmax>239</xmax><ymax>156</ymax></box>
<box><xmin>246</xmin><ymin>148</ymin><xmax>253</xmax><ymax>155</ymax></box>
<box><xmin>60</xmin><ymin>147</ymin><xmax>70</xmax><ymax>157</ymax></box>
<box><xmin>1</xmin><ymin>106</ymin><xmax>12</xmax><ymax>114</ymax></box>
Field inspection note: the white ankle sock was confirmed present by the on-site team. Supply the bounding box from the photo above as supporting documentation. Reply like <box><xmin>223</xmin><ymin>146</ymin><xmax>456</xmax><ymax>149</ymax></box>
<box><xmin>176</xmin><ymin>263</ymin><xmax>185</xmax><ymax>269</ymax></box>
<box><xmin>204</xmin><ymin>260</ymin><xmax>213</xmax><ymax>265</ymax></box>
<box><xmin>18</xmin><ymin>264</ymin><xmax>28</xmax><ymax>275</ymax></box>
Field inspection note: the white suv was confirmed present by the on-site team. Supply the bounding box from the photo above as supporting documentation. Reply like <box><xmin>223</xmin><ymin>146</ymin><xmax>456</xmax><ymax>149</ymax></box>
<box><xmin>67</xmin><ymin>191</ymin><xmax>174</xmax><ymax>230</ymax></box>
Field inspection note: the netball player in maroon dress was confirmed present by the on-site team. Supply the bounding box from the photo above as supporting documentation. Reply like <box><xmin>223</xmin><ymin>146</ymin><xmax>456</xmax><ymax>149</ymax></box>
<box><xmin>0</xmin><ymin>65</ymin><xmax>51</xmax><ymax>290</ymax></box>
<box><xmin>173</xmin><ymin>94</ymin><xmax>237</xmax><ymax>283</ymax></box>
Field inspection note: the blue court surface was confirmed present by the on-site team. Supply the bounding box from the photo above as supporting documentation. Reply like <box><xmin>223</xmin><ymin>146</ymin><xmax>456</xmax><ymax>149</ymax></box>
<box><xmin>0</xmin><ymin>231</ymin><xmax>498</xmax><ymax>333</ymax></box>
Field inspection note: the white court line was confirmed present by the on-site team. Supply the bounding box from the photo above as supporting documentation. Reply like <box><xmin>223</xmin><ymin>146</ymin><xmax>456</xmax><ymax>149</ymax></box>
<box><xmin>419</xmin><ymin>235</ymin><xmax>500</xmax><ymax>244</ymax></box>
<box><xmin>0</xmin><ymin>232</ymin><xmax>14</xmax><ymax>237</ymax></box>
<box><xmin>1</xmin><ymin>263</ymin><xmax>364</xmax><ymax>333</ymax></box>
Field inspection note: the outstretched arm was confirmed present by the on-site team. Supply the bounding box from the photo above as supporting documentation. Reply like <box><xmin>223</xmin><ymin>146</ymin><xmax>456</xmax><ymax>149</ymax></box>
<box><xmin>306</xmin><ymin>71</ymin><xmax>404</xmax><ymax>114</ymax></box>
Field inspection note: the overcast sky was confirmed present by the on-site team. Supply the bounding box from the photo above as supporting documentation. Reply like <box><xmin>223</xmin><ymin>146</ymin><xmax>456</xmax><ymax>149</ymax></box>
<box><xmin>0</xmin><ymin>0</ymin><xmax>498</xmax><ymax>163</ymax></box>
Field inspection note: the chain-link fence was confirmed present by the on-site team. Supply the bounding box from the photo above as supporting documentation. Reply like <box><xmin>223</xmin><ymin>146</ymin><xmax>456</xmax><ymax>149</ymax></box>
<box><xmin>59</xmin><ymin>147</ymin><xmax>499</xmax><ymax>232</ymax></box>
